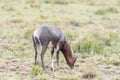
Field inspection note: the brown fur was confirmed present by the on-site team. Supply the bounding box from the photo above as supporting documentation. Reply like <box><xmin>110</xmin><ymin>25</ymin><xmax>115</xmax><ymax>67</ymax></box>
<box><xmin>60</xmin><ymin>41</ymin><xmax>76</xmax><ymax>68</ymax></box>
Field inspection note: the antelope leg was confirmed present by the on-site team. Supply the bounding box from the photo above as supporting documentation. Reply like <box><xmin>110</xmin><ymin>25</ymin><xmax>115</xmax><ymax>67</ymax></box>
<box><xmin>56</xmin><ymin>45</ymin><xmax>60</xmax><ymax>70</ymax></box>
<box><xmin>50</xmin><ymin>47</ymin><xmax>54</xmax><ymax>71</ymax></box>
<box><xmin>40</xmin><ymin>46</ymin><xmax>47</xmax><ymax>70</ymax></box>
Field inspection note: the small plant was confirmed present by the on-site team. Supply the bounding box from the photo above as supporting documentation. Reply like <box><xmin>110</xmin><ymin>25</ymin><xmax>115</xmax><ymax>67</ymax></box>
<box><xmin>95</xmin><ymin>9</ymin><xmax>106</xmax><ymax>15</ymax></box>
<box><xmin>69</xmin><ymin>19</ymin><xmax>80</xmax><ymax>27</ymax></box>
<box><xmin>5</xmin><ymin>6</ymin><xmax>15</xmax><ymax>11</ymax></box>
<box><xmin>31</xmin><ymin>65</ymin><xmax>44</xmax><ymax>76</ymax></box>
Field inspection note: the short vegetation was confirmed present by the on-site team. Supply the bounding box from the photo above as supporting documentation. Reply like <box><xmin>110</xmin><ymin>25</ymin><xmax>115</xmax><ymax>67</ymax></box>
<box><xmin>0</xmin><ymin>0</ymin><xmax>120</xmax><ymax>80</ymax></box>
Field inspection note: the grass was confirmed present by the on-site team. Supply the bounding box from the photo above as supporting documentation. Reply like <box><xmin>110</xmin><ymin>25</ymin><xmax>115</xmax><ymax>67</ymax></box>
<box><xmin>60</xmin><ymin>77</ymin><xmax>78</xmax><ymax>80</ymax></box>
<box><xmin>31</xmin><ymin>65</ymin><xmax>44</xmax><ymax>75</ymax></box>
<box><xmin>24</xmin><ymin>28</ymin><xmax>35</xmax><ymax>40</ymax></box>
<box><xmin>80</xmin><ymin>37</ymin><xmax>105</xmax><ymax>54</ymax></box>
<box><xmin>0</xmin><ymin>0</ymin><xmax>120</xmax><ymax>80</ymax></box>
<box><xmin>95</xmin><ymin>7</ymin><xmax>118</xmax><ymax>15</ymax></box>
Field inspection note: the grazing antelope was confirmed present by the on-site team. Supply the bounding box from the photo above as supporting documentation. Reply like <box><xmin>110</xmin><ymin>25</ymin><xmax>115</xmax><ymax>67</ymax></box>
<box><xmin>32</xmin><ymin>26</ymin><xmax>80</xmax><ymax>71</ymax></box>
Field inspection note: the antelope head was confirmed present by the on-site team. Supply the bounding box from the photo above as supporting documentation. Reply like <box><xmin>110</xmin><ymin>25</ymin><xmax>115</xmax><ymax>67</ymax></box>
<box><xmin>60</xmin><ymin>40</ymin><xmax>80</xmax><ymax>69</ymax></box>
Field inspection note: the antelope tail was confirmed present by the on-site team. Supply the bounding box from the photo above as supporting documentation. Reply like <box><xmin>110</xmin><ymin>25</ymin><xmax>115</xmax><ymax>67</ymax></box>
<box><xmin>32</xmin><ymin>34</ymin><xmax>40</xmax><ymax>49</ymax></box>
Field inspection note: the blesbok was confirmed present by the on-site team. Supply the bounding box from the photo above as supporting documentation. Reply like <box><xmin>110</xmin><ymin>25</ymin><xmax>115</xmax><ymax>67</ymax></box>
<box><xmin>32</xmin><ymin>26</ymin><xmax>80</xmax><ymax>71</ymax></box>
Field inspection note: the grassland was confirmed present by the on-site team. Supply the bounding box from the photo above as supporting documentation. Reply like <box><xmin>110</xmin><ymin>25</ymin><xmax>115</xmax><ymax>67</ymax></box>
<box><xmin>0</xmin><ymin>0</ymin><xmax>120</xmax><ymax>80</ymax></box>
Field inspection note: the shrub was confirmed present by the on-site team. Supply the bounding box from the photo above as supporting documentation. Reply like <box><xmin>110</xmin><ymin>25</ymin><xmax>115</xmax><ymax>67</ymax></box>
<box><xmin>81</xmin><ymin>31</ymin><xmax>120</xmax><ymax>54</ymax></box>
<box><xmin>81</xmin><ymin>37</ymin><xmax>105</xmax><ymax>54</ymax></box>
<box><xmin>107</xmin><ymin>32</ymin><xmax>120</xmax><ymax>46</ymax></box>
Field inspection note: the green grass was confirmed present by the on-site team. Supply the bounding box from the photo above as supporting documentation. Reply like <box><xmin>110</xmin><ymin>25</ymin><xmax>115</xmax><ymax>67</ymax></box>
<box><xmin>95</xmin><ymin>7</ymin><xmax>118</xmax><ymax>15</ymax></box>
<box><xmin>80</xmin><ymin>37</ymin><xmax>105</xmax><ymax>54</ymax></box>
<box><xmin>60</xmin><ymin>77</ymin><xmax>78</xmax><ymax>80</ymax></box>
<box><xmin>0</xmin><ymin>0</ymin><xmax>120</xmax><ymax>80</ymax></box>
<box><xmin>31</xmin><ymin>65</ymin><xmax>44</xmax><ymax>75</ymax></box>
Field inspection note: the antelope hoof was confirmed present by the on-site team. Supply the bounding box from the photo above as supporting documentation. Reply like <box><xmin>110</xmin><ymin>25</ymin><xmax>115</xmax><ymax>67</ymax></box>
<box><xmin>42</xmin><ymin>67</ymin><xmax>45</xmax><ymax>71</ymax></box>
<box><xmin>70</xmin><ymin>66</ymin><xmax>74</xmax><ymax>69</ymax></box>
<box><xmin>56</xmin><ymin>66</ymin><xmax>59</xmax><ymax>70</ymax></box>
<box><xmin>51</xmin><ymin>67</ymin><xmax>54</xmax><ymax>71</ymax></box>
<box><xmin>35</xmin><ymin>62</ymin><xmax>39</xmax><ymax>65</ymax></box>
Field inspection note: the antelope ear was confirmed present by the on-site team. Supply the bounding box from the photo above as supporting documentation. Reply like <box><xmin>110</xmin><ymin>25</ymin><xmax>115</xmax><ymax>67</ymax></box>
<box><xmin>77</xmin><ymin>39</ymin><xmax>80</xmax><ymax>53</ymax></box>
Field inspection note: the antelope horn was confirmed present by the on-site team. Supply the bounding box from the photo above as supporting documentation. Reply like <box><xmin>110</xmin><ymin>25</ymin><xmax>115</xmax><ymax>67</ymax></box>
<box><xmin>78</xmin><ymin>39</ymin><xmax>80</xmax><ymax>53</ymax></box>
<box><xmin>74</xmin><ymin>39</ymin><xmax>80</xmax><ymax>58</ymax></box>
<box><xmin>70</xmin><ymin>41</ymin><xmax>78</xmax><ymax>58</ymax></box>
<box><xmin>69</xmin><ymin>40</ymin><xmax>74</xmax><ymax>54</ymax></box>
